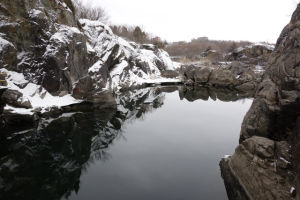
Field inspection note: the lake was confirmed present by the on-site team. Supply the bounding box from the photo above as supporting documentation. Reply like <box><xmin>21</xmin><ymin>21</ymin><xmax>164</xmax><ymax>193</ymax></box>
<box><xmin>0</xmin><ymin>86</ymin><xmax>252</xmax><ymax>200</ymax></box>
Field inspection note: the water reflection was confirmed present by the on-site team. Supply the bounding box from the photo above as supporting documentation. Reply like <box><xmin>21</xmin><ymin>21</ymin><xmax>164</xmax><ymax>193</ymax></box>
<box><xmin>0</xmin><ymin>86</ymin><xmax>252</xmax><ymax>200</ymax></box>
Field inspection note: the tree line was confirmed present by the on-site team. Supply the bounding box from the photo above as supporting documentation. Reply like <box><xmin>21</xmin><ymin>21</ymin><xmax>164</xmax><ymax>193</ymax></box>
<box><xmin>165</xmin><ymin>37</ymin><xmax>251</xmax><ymax>58</ymax></box>
<box><xmin>110</xmin><ymin>25</ymin><xmax>166</xmax><ymax>48</ymax></box>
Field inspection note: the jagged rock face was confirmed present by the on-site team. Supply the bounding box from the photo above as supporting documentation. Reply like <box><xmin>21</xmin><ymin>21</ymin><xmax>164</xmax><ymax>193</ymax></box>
<box><xmin>226</xmin><ymin>44</ymin><xmax>273</xmax><ymax>66</ymax></box>
<box><xmin>180</xmin><ymin>61</ymin><xmax>261</xmax><ymax>93</ymax></box>
<box><xmin>75</xmin><ymin>19</ymin><xmax>178</xmax><ymax>95</ymax></box>
<box><xmin>240</xmin><ymin>5</ymin><xmax>300</xmax><ymax>142</ymax></box>
<box><xmin>220</xmin><ymin>4</ymin><xmax>300</xmax><ymax>200</ymax></box>
<box><xmin>220</xmin><ymin>136</ymin><xmax>294</xmax><ymax>200</ymax></box>
<box><xmin>0</xmin><ymin>0</ymin><xmax>88</xmax><ymax>94</ymax></box>
<box><xmin>0</xmin><ymin>0</ymin><xmax>178</xmax><ymax>99</ymax></box>
<box><xmin>180</xmin><ymin>43</ymin><xmax>274</xmax><ymax>93</ymax></box>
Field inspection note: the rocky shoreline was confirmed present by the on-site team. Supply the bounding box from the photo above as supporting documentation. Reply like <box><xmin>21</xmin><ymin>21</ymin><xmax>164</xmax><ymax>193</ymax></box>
<box><xmin>220</xmin><ymin>4</ymin><xmax>300</xmax><ymax>200</ymax></box>
<box><xmin>0</xmin><ymin>0</ymin><xmax>273</xmax><ymax>122</ymax></box>
<box><xmin>179</xmin><ymin>42</ymin><xmax>273</xmax><ymax>93</ymax></box>
<box><xmin>0</xmin><ymin>0</ymin><xmax>299</xmax><ymax>199</ymax></box>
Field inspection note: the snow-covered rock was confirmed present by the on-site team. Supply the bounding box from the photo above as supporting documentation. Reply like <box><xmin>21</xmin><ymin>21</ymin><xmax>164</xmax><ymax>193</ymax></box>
<box><xmin>78</xmin><ymin>19</ymin><xmax>180</xmax><ymax>92</ymax></box>
<box><xmin>1</xmin><ymin>68</ymin><xmax>81</xmax><ymax>114</ymax></box>
<box><xmin>0</xmin><ymin>0</ymin><xmax>180</xmax><ymax>114</ymax></box>
<box><xmin>226</xmin><ymin>42</ymin><xmax>274</xmax><ymax>66</ymax></box>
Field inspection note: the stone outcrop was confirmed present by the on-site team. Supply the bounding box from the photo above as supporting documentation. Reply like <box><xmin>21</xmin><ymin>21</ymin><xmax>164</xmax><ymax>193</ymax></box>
<box><xmin>220</xmin><ymin>136</ymin><xmax>294</xmax><ymax>200</ymax></box>
<box><xmin>226</xmin><ymin>43</ymin><xmax>273</xmax><ymax>66</ymax></box>
<box><xmin>0</xmin><ymin>0</ymin><xmax>88</xmax><ymax>94</ymax></box>
<box><xmin>240</xmin><ymin>6</ymin><xmax>300</xmax><ymax>142</ymax></box>
<box><xmin>180</xmin><ymin>61</ymin><xmax>261</xmax><ymax>93</ymax></box>
<box><xmin>1</xmin><ymin>89</ymin><xmax>32</xmax><ymax>108</ymax></box>
<box><xmin>0</xmin><ymin>0</ymin><xmax>178</xmax><ymax>100</ymax></box>
<box><xmin>180</xmin><ymin>42</ymin><xmax>274</xmax><ymax>93</ymax></box>
<box><xmin>220</xmin><ymin>4</ymin><xmax>300</xmax><ymax>200</ymax></box>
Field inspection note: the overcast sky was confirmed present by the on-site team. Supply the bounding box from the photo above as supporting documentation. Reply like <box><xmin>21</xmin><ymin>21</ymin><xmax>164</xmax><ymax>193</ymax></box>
<box><xmin>82</xmin><ymin>0</ymin><xmax>298</xmax><ymax>43</ymax></box>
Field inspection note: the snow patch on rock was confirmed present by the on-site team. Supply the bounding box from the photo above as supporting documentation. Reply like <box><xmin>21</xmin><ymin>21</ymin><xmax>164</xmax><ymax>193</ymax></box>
<box><xmin>0</xmin><ymin>36</ymin><xmax>14</xmax><ymax>52</ymax></box>
<box><xmin>80</xmin><ymin>19</ymin><xmax>181</xmax><ymax>91</ymax></box>
<box><xmin>1</xmin><ymin>68</ymin><xmax>81</xmax><ymax>114</ymax></box>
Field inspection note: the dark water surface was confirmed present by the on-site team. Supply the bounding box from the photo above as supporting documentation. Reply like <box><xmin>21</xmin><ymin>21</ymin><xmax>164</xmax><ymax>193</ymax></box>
<box><xmin>0</xmin><ymin>86</ymin><xmax>252</xmax><ymax>200</ymax></box>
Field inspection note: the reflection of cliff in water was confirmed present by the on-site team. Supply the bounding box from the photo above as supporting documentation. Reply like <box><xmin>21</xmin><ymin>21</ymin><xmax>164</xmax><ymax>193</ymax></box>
<box><xmin>178</xmin><ymin>85</ymin><xmax>253</xmax><ymax>102</ymax></box>
<box><xmin>0</xmin><ymin>86</ymin><xmax>251</xmax><ymax>200</ymax></box>
<box><xmin>0</xmin><ymin>89</ymin><xmax>6</xmax><ymax>128</ymax></box>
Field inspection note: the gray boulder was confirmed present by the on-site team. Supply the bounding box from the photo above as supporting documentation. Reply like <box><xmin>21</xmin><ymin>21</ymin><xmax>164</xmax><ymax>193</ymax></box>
<box><xmin>1</xmin><ymin>89</ymin><xmax>32</xmax><ymax>108</ymax></box>
<box><xmin>220</xmin><ymin>136</ymin><xmax>293</xmax><ymax>200</ymax></box>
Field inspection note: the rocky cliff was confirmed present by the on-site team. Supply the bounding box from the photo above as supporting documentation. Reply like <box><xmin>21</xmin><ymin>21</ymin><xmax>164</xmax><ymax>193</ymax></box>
<box><xmin>220</xmin><ymin>4</ymin><xmax>300</xmax><ymax>200</ymax></box>
<box><xmin>180</xmin><ymin>43</ymin><xmax>273</xmax><ymax>94</ymax></box>
<box><xmin>0</xmin><ymin>0</ymin><xmax>179</xmax><ymax>115</ymax></box>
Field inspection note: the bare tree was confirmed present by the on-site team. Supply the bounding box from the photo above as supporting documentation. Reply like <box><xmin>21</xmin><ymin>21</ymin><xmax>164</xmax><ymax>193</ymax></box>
<box><xmin>165</xmin><ymin>38</ymin><xmax>251</xmax><ymax>58</ymax></box>
<box><xmin>72</xmin><ymin>0</ymin><xmax>109</xmax><ymax>22</ymax></box>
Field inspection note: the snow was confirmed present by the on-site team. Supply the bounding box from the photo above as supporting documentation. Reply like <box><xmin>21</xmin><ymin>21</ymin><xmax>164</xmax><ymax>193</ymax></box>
<box><xmin>236</xmin><ymin>47</ymin><xmax>244</xmax><ymax>52</ymax></box>
<box><xmin>38</xmin><ymin>112</ymin><xmax>80</xmax><ymax>129</ymax></box>
<box><xmin>144</xmin><ymin>77</ymin><xmax>181</xmax><ymax>84</ymax></box>
<box><xmin>89</xmin><ymin>60</ymin><xmax>103</xmax><ymax>73</ymax></box>
<box><xmin>86</xmin><ymin>42</ymin><xmax>95</xmax><ymax>53</ymax></box>
<box><xmin>44</xmin><ymin>24</ymin><xmax>82</xmax><ymax>57</ymax></box>
<box><xmin>173</xmin><ymin>61</ymin><xmax>181</xmax><ymax>68</ymax></box>
<box><xmin>110</xmin><ymin>60</ymin><xmax>129</xmax><ymax>89</ymax></box>
<box><xmin>157</xmin><ymin>50</ymin><xmax>180</xmax><ymax>70</ymax></box>
<box><xmin>80</xmin><ymin>18</ymin><xmax>181</xmax><ymax>91</ymax></box>
<box><xmin>51</xmin><ymin>25</ymin><xmax>81</xmax><ymax>44</ymax></box>
<box><xmin>253</xmin><ymin>42</ymin><xmax>275</xmax><ymax>51</ymax></box>
<box><xmin>245</xmin><ymin>43</ymin><xmax>275</xmax><ymax>51</ymax></box>
<box><xmin>290</xmin><ymin>187</ymin><xmax>296</xmax><ymax>194</ymax></box>
<box><xmin>223</xmin><ymin>155</ymin><xmax>231</xmax><ymax>158</ymax></box>
<box><xmin>17</xmin><ymin>51</ymin><xmax>31</xmax><ymax>67</ymax></box>
<box><xmin>29</xmin><ymin>9</ymin><xmax>42</xmax><ymax>18</ymax></box>
<box><xmin>279</xmin><ymin>157</ymin><xmax>291</xmax><ymax>164</ymax></box>
<box><xmin>235</xmin><ymin>43</ymin><xmax>275</xmax><ymax>54</ymax></box>
<box><xmin>1</xmin><ymin>68</ymin><xmax>81</xmax><ymax>115</ymax></box>
<box><xmin>0</xmin><ymin>36</ymin><xmax>14</xmax><ymax>52</ymax></box>
<box><xmin>110</xmin><ymin>60</ymin><xmax>128</xmax><ymax>77</ymax></box>
<box><xmin>4</xmin><ymin>105</ymin><xmax>33</xmax><ymax>115</ymax></box>
<box><xmin>1</xmin><ymin>2</ymin><xmax>181</xmax><ymax>117</ymax></box>
<box><xmin>253</xmin><ymin>65</ymin><xmax>265</xmax><ymax>74</ymax></box>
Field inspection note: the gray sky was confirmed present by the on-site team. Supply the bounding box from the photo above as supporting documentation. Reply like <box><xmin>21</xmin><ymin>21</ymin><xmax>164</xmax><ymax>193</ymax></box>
<box><xmin>82</xmin><ymin>0</ymin><xmax>298</xmax><ymax>43</ymax></box>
